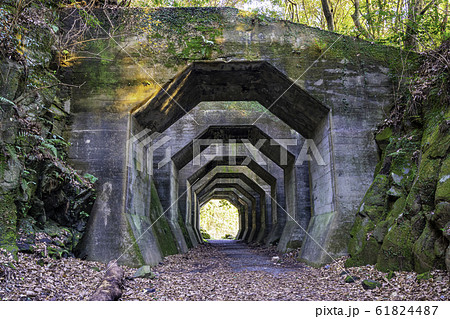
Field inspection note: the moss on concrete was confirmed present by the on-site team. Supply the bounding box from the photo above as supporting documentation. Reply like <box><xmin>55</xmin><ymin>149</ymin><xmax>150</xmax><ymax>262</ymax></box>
<box><xmin>178</xmin><ymin>211</ymin><xmax>193</xmax><ymax>249</ymax></box>
<box><xmin>123</xmin><ymin>221</ymin><xmax>146</xmax><ymax>266</ymax></box>
<box><xmin>149</xmin><ymin>181</ymin><xmax>178</xmax><ymax>256</ymax></box>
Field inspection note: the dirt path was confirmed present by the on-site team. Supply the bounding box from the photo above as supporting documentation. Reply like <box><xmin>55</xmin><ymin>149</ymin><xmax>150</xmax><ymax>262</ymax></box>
<box><xmin>121</xmin><ymin>241</ymin><xmax>450</xmax><ymax>301</ymax></box>
<box><xmin>208</xmin><ymin>240</ymin><xmax>302</xmax><ymax>274</ymax></box>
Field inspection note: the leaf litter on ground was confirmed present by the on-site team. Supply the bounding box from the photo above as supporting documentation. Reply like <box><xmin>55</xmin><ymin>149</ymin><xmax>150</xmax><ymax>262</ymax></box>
<box><xmin>1</xmin><ymin>242</ymin><xmax>449</xmax><ymax>301</ymax></box>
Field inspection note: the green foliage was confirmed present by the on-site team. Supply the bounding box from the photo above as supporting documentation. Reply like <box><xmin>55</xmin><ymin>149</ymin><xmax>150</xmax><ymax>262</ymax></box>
<box><xmin>79</xmin><ymin>211</ymin><xmax>89</xmax><ymax>218</ymax></box>
<box><xmin>200</xmin><ymin>228</ymin><xmax>211</xmax><ymax>240</ymax></box>
<box><xmin>40</xmin><ymin>141</ymin><xmax>58</xmax><ymax>158</ymax></box>
<box><xmin>279</xmin><ymin>0</ymin><xmax>449</xmax><ymax>51</ymax></box>
<box><xmin>0</xmin><ymin>96</ymin><xmax>15</xmax><ymax>107</ymax></box>
<box><xmin>83</xmin><ymin>173</ymin><xmax>98</xmax><ymax>184</ymax></box>
<box><xmin>131</xmin><ymin>0</ymin><xmax>250</xmax><ymax>8</ymax></box>
<box><xmin>416</xmin><ymin>271</ymin><xmax>432</xmax><ymax>281</ymax></box>
<box><xmin>129</xmin><ymin>0</ymin><xmax>450</xmax><ymax>52</ymax></box>
<box><xmin>200</xmin><ymin>199</ymin><xmax>239</xmax><ymax>240</ymax></box>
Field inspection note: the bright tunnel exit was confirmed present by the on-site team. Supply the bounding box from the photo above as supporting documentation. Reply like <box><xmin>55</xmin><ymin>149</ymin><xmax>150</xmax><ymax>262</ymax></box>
<box><xmin>199</xmin><ymin>199</ymin><xmax>239</xmax><ymax>240</ymax></box>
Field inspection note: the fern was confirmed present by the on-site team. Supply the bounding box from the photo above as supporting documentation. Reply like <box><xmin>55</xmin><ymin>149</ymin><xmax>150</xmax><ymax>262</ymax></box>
<box><xmin>40</xmin><ymin>142</ymin><xmax>58</xmax><ymax>158</ymax></box>
<box><xmin>0</xmin><ymin>96</ymin><xmax>15</xmax><ymax>106</ymax></box>
<box><xmin>0</xmin><ymin>96</ymin><xmax>15</xmax><ymax>112</ymax></box>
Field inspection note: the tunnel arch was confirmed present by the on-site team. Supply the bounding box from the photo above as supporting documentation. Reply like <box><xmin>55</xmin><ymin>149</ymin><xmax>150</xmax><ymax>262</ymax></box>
<box><xmin>165</xmin><ymin>125</ymin><xmax>304</xmax><ymax>252</ymax></box>
<box><xmin>200</xmin><ymin>187</ymin><xmax>257</xmax><ymax>242</ymax></box>
<box><xmin>195</xmin><ymin>173</ymin><xmax>268</xmax><ymax>243</ymax></box>
<box><xmin>171</xmin><ymin>125</ymin><xmax>296</xmax><ymax>170</ymax></box>
<box><xmin>200</xmin><ymin>190</ymin><xmax>251</xmax><ymax>241</ymax></box>
<box><xmin>127</xmin><ymin>61</ymin><xmax>334</xmax><ymax>261</ymax></box>
<box><xmin>186</xmin><ymin>155</ymin><xmax>280</xmax><ymax>244</ymax></box>
<box><xmin>66</xmin><ymin>8</ymin><xmax>398</xmax><ymax>268</ymax></box>
<box><xmin>187</xmin><ymin>165</ymin><xmax>273</xmax><ymax>246</ymax></box>
<box><xmin>132</xmin><ymin>61</ymin><xmax>329</xmax><ymax>139</ymax></box>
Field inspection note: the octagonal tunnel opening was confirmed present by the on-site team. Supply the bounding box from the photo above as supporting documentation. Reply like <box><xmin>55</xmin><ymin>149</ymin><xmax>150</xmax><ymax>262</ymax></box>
<box><xmin>119</xmin><ymin>61</ymin><xmax>336</xmax><ymax>267</ymax></box>
<box><xmin>199</xmin><ymin>199</ymin><xmax>239</xmax><ymax>240</ymax></box>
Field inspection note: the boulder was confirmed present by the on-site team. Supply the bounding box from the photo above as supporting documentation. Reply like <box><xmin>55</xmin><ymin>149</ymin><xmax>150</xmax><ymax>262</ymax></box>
<box><xmin>362</xmin><ymin>279</ymin><xmax>381</xmax><ymax>290</ymax></box>
<box><xmin>344</xmin><ymin>275</ymin><xmax>360</xmax><ymax>283</ymax></box>
<box><xmin>133</xmin><ymin>265</ymin><xmax>156</xmax><ymax>279</ymax></box>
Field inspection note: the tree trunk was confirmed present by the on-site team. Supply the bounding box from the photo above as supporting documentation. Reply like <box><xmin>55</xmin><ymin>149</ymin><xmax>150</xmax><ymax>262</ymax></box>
<box><xmin>443</xmin><ymin>0</ymin><xmax>449</xmax><ymax>31</ymax></box>
<box><xmin>321</xmin><ymin>0</ymin><xmax>335</xmax><ymax>31</ymax></box>
<box><xmin>89</xmin><ymin>261</ymin><xmax>124</xmax><ymax>301</ymax></box>
<box><xmin>351</xmin><ymin>0</ymin><xmax>372</xmax><ymax>39</ymax></box>
<box><xmin>404</xmin><ymin>0</ymin><xmax>424</xmax><ymax>50</ymax></box>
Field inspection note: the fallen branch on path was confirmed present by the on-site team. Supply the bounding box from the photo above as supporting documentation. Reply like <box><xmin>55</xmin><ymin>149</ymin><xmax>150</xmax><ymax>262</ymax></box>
<box><xmin>89</xmin><ymin>261</ymin><xmax>124</xmax><ymax>301</ymax></box>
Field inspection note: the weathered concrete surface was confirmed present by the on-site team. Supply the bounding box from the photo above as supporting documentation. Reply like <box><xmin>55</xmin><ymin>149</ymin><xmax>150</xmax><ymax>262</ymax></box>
<box><xmin>64</xmin><ymin>7</ymin><xmax>399</xmax><ymax>266</ymax></box>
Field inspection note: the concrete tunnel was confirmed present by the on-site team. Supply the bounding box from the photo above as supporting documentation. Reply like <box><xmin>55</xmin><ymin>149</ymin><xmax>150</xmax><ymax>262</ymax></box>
<box><xmin>72</xmin><ymin>58</ymin><xmax>389</xmax><ymax>267</ymax></box>
<box><xmin>128</xmin><ymin>61</ymin><xmax>330</xmax><ymax>262</ymax></box>
<box><xmin>75</xmin><ymin>61</ymin><xmax>340</xmax><ymax>266</ymax></box>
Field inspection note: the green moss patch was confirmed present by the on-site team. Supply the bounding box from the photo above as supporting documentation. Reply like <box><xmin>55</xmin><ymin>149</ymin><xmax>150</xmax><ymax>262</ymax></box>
<box><xmin>0</xmin><ymin>194</ymin><xmax>18</xmax><ymax>256</ymax></box>
<box><xmin>377</xmin><ymin>221</ymin><xmax>415</xmax><ymax>272</ymax></box>
<box><xmin>149</xmin><ymin>181</ymin><xmax>178</xmax><ymax>256</ymax></box>
<box><xmin>413</xmin><ymin>222</ymin><xmax>448</xmax><ymax>273</ymax></box>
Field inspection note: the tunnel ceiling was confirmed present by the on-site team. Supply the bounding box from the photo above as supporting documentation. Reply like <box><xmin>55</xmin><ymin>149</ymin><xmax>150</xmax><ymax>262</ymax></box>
<box><xmin>188</xmin><ymin>155</ymin><xmax>277</xmax><ymax>187</ymax></box>
<box><xmin>199</xmin><ymin>187</ymin><xmax>256</xmax><ymax>207</ymax></box>
<box><xmin>201</xmin><ymin>194</ymin><xmax>245</xmax><ymax>208</ymax></box>
<box><xmin>195</xmin><ymin>173</ymin><xmax>267</xmax><ymax>198</ymax></box>
<box><xmin>172</xmin><ymin>125</ymin><xmax>295</xmax><ymax>169</ymax></box>
<box><xmin>133</xmin><ymin>61</ymin><xmax>329</xmax><ymax>138</ymax></box>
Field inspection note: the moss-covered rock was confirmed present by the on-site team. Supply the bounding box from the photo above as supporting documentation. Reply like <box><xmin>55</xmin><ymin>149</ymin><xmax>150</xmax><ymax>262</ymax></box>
<box><xmin>133</xmin><ymin>265</ymin><xmax>156</xmax><ymax>279</ymax></box>
<box><xmin>346</xmin><ymin>177</ymin><xmax>405</xmax><ymax>267</ymax></box>
<box><xmin>361</xmin><ymin>175</ymin><xmax>390</xmax><ymax>210</ymax></box>
<box><xmin>0</xmin><ymin>194</ymin><xmax>18</xmax><ymax>255</ymax></box>
<box><xmin>405</xmin><ymin>156</ymin><xmax>441</xmax><ymax>214</ymax></box>
<box><xmin>362</xmin><ymin>279</ymin><xmax>382</xmax><ymax>290</ymax></box>
<box><xmin>413</xmin><ymin>222</ymin><xmax>448</xmax><ymax>273</ymax></box>
<box><xmin>422</xmin><ymin>115</ymin><xmax>450</xmax><ymax>159</ymax></box>
<box><xmin>347</xmin><ymin>40</ymin><xmax>449</xmax><ymax>273</ymax></box>
<box><xmin>375</xmin><ymin>127</ymin><xmax>392</xmax><ymax>151</ymax></box>
<box><xmin>346</xmin><ymin>236</ymin><xmax>380</xmax><ymax>267</ymax></box>
<box><xmin>436</xmin><ymin>156</ymin><xmax>450</xmax><ymax>202</ymax></box>
<box><xmin>432</xmin><ymin>202</ymin><xmax>450</xmax><ymax>236</ymax></box>
<box><xmin>377</xmin><ymin>221</ymin><xmax>415</xmax><ymax>272</ymax></box>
